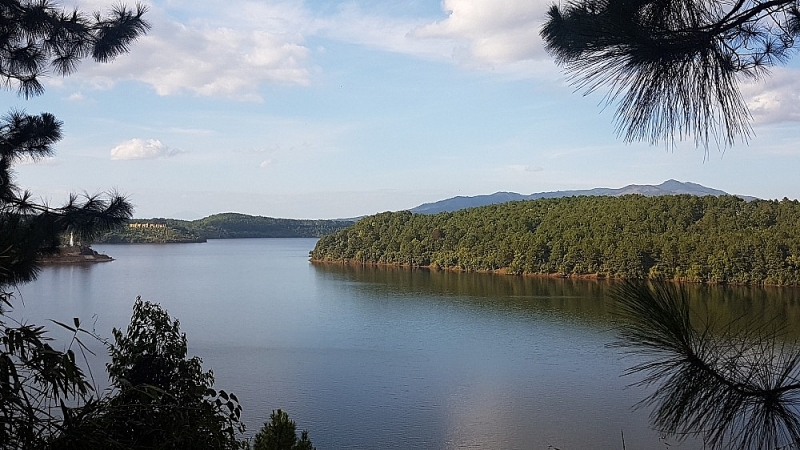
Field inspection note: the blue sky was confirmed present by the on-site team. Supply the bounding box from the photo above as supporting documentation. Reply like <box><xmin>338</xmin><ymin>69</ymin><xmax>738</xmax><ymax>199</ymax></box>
<box><xmin>5</xmin><ymin>0</ymin><xmax>800</xmax><ymax>219</ymax></box>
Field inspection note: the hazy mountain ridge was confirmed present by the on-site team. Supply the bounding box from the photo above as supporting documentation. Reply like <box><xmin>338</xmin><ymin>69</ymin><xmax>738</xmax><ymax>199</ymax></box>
<box><xmin>410</xmin><ymin>180</ymin><xmax>755</xmax><ymax>214</ymax></box>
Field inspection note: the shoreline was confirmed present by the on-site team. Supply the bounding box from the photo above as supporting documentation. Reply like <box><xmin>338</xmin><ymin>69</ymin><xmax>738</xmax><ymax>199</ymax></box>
<box><xmin>309</xmin><ymin>259</ymin><xmax>800</xmax><ymax>288</ymax></box>
<box><xmin>39</xmin><ymin>247</ymin><xmax>114</xmax><ymax>265</ymax></box>
<box><xmin>310</xmin><ymin>259</ymin><xmax>610</xmax><ymax>279</ymax></box>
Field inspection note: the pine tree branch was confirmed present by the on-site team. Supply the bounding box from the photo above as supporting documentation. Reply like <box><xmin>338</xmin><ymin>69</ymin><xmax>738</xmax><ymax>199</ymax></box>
<box><xmin>613</xmin><ymin>281</ymin><xmax>800</xmax><ymax>449</ymax></box>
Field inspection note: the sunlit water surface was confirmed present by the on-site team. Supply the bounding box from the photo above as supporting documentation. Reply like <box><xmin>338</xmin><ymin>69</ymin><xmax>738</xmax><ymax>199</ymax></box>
<box><xmin>16</xmin><ymin>238</ymin><xmax>800</xmax><ymax>449</ymax></box>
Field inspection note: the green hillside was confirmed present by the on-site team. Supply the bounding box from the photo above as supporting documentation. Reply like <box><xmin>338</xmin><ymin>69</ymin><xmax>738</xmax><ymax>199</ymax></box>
<box><xmin>310</xmin><ymin>195</ymin><xmax>800</xmax><ymax>286</ymax></box>
<box><xmin>190</xmin><ymin>213</ymin><xmax>352</xmax><ymax>239</ymax></box>
<box><xmin>96</xmin><ymin>214</ymin><xmax>353</xmax><ymax>243</ymax></box>
<box><xmin>96</xmin><ymin>220</ymin><xmax>205</xmax><ymax>244</ymax></box>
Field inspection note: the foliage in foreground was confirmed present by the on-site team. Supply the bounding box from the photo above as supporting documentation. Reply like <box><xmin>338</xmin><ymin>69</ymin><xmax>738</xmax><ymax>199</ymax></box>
<box><xmin>312</xmin><ymin>195</ymin><xmax>800</xmax><ymax>285</ymax></box>
<box><xmin>0</xmin><ymin>1</ymin><xmax>145</xmax><ymax>282</ymax></box>
<box><xmin>47</xmin><ymin>297</ymin><xmax>245</xmax><ymax>450</ymax></box>
<box><xmin>541</xmin><ymin>0</ymin><xmax>800</xmax><ymax>148</ymax></box>
<box><xmin>0</xmin><ymin>299</ymin><xmax>93</xmax><ymax>449</ymax></box>
<box><xmin>252</xmin><ymin>409</ymin><xmax>315</xmax><ymax>450</ymax></box>
<box><xmin>1</xmin><ymin>1</ymin><xmax>147</xmax><ymax>447</ymax></box>
<box><xmin>612</xmin><ymin>282</ymin><xmax>800</xmax><ymax>450</ymax></box>
<box><xmin>3</xmin><ymin>297</ymin><xmax>246</xmax><ymax>449</ymax></box>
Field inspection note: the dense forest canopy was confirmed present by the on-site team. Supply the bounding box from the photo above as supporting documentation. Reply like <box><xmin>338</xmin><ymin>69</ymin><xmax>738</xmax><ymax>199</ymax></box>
<box><xmin>311</xmin><ymin>195</ymin><xmax>800</xmax><ymax>286</ymax></box>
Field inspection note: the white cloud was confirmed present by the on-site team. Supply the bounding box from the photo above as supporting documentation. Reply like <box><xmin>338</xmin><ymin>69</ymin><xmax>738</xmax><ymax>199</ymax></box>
<box><xmin>313</xmin><ymin>5</ymin><xmax>453</xmax><ymax>61</ymax></box>
<box><xmin>505</xmin><ymin>164</ymin><xmax>544</xmax><ymax>174</ymax></box>
<box><xmin>413</xmin><ymin>0</ymin><xmax>551</xmax><ymax>66</ymax></box>
<box><xmin>742</xmin><ymin>68</ymin><xmax>800</xmax><ymax>125</ymax></box>
<box><xmin>313</xmin><ymin>1</ymin><xmax>556</xmax><ymax>77</ymax></box>
<box><xmin>259</xmin><ymin>159</ymin><xmax>273</xmax><ymax>168</ymax></box>
<box><xmin>69</xmin><ymin>0</ymin><xmax>558</xmax><ymax>98</ymax></box>
<box><xmin>77</xmin><ymin>2</ymin><xmax>311</xmax><ymax>100</ymax></box>
<box><xmin>165</xmin><ymin>127</ymin><xmax>214</xmax><ymax>136</ymax></box>
<box><xmin>66</xmin><ymin>92</ymin><xmax>85</xmax><ymax>101</ymax></box>
<box><xmin>496</xmin><ymin>164</ymin><xmax>544</xmax><ymax>176</ymax></box>
<box><xmin>110</xmin><ymin>138</ymin><xmax>181</xmax><ymax>160</ymax></box>
<box><xmin>234</xmin><ymin>144</ymin><xmax>279</xmax><ymax>155</ymax></box>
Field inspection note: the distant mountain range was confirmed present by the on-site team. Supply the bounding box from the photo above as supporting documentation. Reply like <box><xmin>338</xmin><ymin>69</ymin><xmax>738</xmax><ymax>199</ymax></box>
<box><xmin>410</xmin><ymin>180</ymin><xmax>756</xmax><ymax>215</ymax></box>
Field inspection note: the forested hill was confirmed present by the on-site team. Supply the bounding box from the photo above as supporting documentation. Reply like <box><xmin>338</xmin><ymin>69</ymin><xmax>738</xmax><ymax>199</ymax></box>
<box><xmin>97</xmin><ymin>213</ymin><xmax>353</xmax><ymax>243</ymax></box>
<box><xmin>189</xmin><ymin>213</ymin><xmax>353</xmax><ymax>238</ymax></box>
<box><xmin>311</xmin><ymin>195</ymin><xmax>800</xmax><ymax>286</ymax></box>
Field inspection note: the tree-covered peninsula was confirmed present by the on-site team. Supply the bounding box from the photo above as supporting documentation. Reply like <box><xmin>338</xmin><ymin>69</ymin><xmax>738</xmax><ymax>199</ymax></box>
<box><xmin>97</xmin><ymin>213</ymin><xmax>353</xmax><ymax>243</ymax></box>
<box><xmin>311</xmin><ymin>195</ymin><xmax>800</xmax><ymax>286</ymax></box>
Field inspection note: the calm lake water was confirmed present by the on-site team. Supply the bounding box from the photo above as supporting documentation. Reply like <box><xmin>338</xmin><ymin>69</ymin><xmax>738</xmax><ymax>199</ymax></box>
<box><xmin>15</xmin><ymin>238</ymin><xmax>800</xmax><ymax>449</ymax></box>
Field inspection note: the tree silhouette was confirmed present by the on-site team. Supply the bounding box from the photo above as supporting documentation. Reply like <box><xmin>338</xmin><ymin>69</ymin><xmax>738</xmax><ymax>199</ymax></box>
<box><xmin>47</xmin><ymin>298</ymin><xmax>246</xmax><ymax>450</ymax></box>
<box><xmin>540</xmin><ymin>0</ymin><xmax>800</xmax><ymax>148</ymax></box>
<box><xmin>0</xmin><ymin>0</ymin><xmax>148</xmax><ymax>286</ymax></box>
<box><xmin>1</xmin><ymin>1</ymin><xmax>149</xmax><ymax>97</ymax></box>
<box><xmin>612</xmin><ymin>282</ymin><xmax>800</xmax><ymax>449</ymax></box>
<box><xmin>253</xmin><ymin>409</ymin><xmax>315</xmax><ymax>450</ymax></box>
<box><xmin>0</xmin><ymin>1</ymin><xmax>148</xmax><ymax>447</ymax></box>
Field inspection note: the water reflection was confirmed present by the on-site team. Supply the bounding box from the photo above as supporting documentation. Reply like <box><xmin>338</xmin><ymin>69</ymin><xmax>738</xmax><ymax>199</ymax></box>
<box><xmin>312</xmin><ymin>263</ymin><xmax>616</xmax><ymax>324</ymax></box>
<box><xmin>312</xmin><ymin>262</ymin><xmax>800</xmax><ymax>337</ymax></box>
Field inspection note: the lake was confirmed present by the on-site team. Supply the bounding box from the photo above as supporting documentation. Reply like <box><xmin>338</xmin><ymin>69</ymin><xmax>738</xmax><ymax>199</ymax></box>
<box><xmin>15</xmin><ymin>238</ymin><xmax>800</xmax><ymax>449</ymax></box>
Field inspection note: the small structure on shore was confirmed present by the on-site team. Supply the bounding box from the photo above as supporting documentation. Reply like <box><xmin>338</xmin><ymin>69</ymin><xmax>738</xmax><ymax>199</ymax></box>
<box><xmin>39</xmin><ymin>246</ymin><xmax>113</xmax><ymax>264</ymax></box>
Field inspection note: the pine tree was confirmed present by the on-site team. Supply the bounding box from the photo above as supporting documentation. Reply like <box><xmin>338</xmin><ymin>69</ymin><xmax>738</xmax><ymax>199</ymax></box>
<box><xmin>540</xmin><ymin>0</ymin><xmax>800</xmax><ymax>148</ymax></box>
<box><xmin>253</xmin><ymin>409</ymin><xmax>316</xmax><ymax>450</ymax></box>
